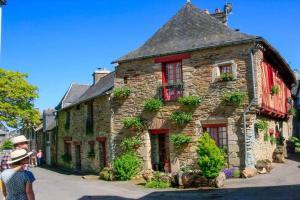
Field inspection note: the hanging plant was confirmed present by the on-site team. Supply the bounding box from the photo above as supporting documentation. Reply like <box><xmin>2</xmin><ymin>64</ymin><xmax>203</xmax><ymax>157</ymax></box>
<box><xmin>144</xmin><ymin>98</ymin><xmax>163</xmax><ymax>112</ymax></box>
<box><xmin>113</xmin><ymin>87</ymin><xmax>131</xmax><ymax>99</ymax></box>
<box><xmin>170</xmin><ymin>134</ymin><xmax>192</xmax><ymax>150</ymax></box>
<box><xmin>222</xmin><ymin>91</ymin><xmax>246</xmax><ymax>107</ymax></box>
<box><xmin>270</xmin><ymin>135</ymin><xmax>276</xmax><ymax>145</ymax></box>
<box><xmin>177</xmin><ymin>96</ymin><xmax>202</xmax><ymax>107</ymax></box>
<box><xmin>255</xmin><ymin>119</ymin><xmax>268</xmax><ymax>132</ymax></box>
<box><xmin>270</xmin><ymin>85</ymin><xmax>280</xmax><ymax>96</ymax></box>
<box><xmin>120</xmin><ymin>136</ymin><xmax>142</xmax><ymax>152</ymax></box>
<box><xmin>264</xmin><ymin>133</ymin><xmax>270</xmax><ymax>142</ymax></box>
<box><xmin>170</xmin><ymin>111</ymin><xmax>193</xmax><ymax>125</ymax></box>
<box><xmin>122</xmin><ymin>117</ymin><xmax>144</xmax><ymax>131</ymax></box>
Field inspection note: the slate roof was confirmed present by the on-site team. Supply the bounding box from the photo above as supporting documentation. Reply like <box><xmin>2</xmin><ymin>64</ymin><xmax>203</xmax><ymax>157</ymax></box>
<box><xmin>114</xmin><ymin>2</ymin><xmax>258</xmax><ymax>63</ymax></box>
<box><xmin>56</xmin><ymin>84</ymin><xmax>90</xmax><ymax>110</ymax></box>
<box><xmin>43</xmin><ymin>109</ymin><xmax>56</xmax><ymax>131</ymax></box>
<box><xmin>58</xmin><ymin>72</ymin><xmax>115</xmax><ymax>111</ymax></box>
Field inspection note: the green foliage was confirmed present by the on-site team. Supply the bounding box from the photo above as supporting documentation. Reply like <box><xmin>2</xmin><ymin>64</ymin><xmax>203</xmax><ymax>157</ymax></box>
<box><xmin>122</xmin><ymin>117</ymin><xmax>143</xmax><ymax>131</ymax></box>
<box><xmin>120</xmin><ymin>136</ymin><xmax>142</xmax><ymax>153</ymax></box>
<box><xmin>270</xmin><ymin>85</ymin><xmax>280</xmax><ymax>95</ymax></box>
<box><xmin>113</xmin><ymin>153</ymin><xmax>141</xmax><ymax>181</ymax></box>
<box><xmin>61</xmin><ymin>153</ymin><xmax>72</xmax><ymax>163</ymax></box>
<box><xmin>270</xmin><ymin>135</ymin><xmax>276</xmax><ymax>145</ymax></box>
<box><xmin>0</xmin><ymin>68</ymin><xmax>40</xmax><ymax>128</ymax></box>
<box><xmin>87</xmin><ymin>151</ymin><xmax>95</xmax><ymax>159</ymax></box>
<box><xmin>290</xmin><ymin>137</ymin><xmax>300</xmax><ymax>148</ymax></box>
<box><xmin>219</xmin><ymin>73</ymin><xmax>234</xmax><ymax>82</ymax></box>
<box><xmin>1</xmin><ymin>140</ymin><xmax>13</xmax><ymax>150</ymax></box>
<box><xmin>144</xmin><ymin>98</ymin><xmax>163</xmax><ymax>112</ymax></box>
<box><xmin>170</xmin><ymin>111</ymin><xmax>193</xmax><ymax>125</ymax></box>
<box><xmin>177</xmin><ymin>96</ymin><xmax>202</xmax><ymax>107</ymax></box>
<box><xmin>222</xmin><ymin>91</ymin><xmax>246</xmax><ymax>107</ymax></box>
<box><xmin>255</xmin><ymin>119</ymin><xmax>268</xmax><ymax>132</ymax></box>
<box><xmin>170</xmin><ymin>134</ymin><xmax>192</xmax><ymax>150</ymax></box>
<box><xmin>197</xmin><ymin>132</ymin><xmax>225</xmax><ymax>179</ymax></box>
<box><xmin>289</xmin><ymin>107</ymin><xmax>297</xmax><ymax>117</ymax></box>
<box><xmin>264</xmin><ymin>134</ymin><xmax>270</xmax><ymax>142</ymax></box>
<box><xmin>99</xmin><ymin>167</ymin><xmax>115</xmax><ymax>181</ymax></box>
<box><xmin>113</xmin><ymin>87</ymin><xmax>131</xmax><ymax>99</ymax></box>
<box><xmin>145</xmin><ymin>172</ymin><xmax>171</xmax><ymax>188</ymax></box>
<box><xmin>232</xmin><ymin>169</ymin><xmax>241</xmax><ymax>178</ymax></box>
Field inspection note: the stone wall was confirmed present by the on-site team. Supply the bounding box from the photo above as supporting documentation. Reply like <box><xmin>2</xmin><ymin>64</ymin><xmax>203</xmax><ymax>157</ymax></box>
<box><xmin>113</xmin><ymin>43</ymin><xmax>255</xmax><ymax>172</ymax></box>
<box><xmin>56</xmin><ymin>95</ymin><xmax>112</xmax><ymax>173</ymax></box>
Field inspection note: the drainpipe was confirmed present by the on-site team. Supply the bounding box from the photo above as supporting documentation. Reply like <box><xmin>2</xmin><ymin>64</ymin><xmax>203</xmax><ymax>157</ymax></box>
<box><xmin>243</xmin><ymin>46</ymin><xmax>258</xmax><ymax>169</ymax></box>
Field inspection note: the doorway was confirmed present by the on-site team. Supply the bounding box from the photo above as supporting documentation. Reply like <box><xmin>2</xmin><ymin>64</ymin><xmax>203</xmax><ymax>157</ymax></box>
<box><xmin>75</xmin><ymin>145</ymin><xmax>81</xmax><ymax>170</ymax></box>
<box><xmin>150</xmin><ymin>130</ymin><xmax>170</xmax><ymax>172</ymax></box>
<box><xmin>99</xmin><ymin>141</ymin><xmax>106</xmax><ymax>170</ymax></box>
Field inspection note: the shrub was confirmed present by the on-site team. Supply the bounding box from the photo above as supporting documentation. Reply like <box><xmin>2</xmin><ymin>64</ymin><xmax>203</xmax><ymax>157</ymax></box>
<box><xmin>61</xmin><ymin>153</ymin><xmax>72</xmax><ymax>163</ymax></box>
<box><xmin>170</xmin><ymin>111</ymin><xmax>193</xmax><ymax>125</ymax></box>
<box><xmin>170</xmin><ymin>134</ymin><xmax>192</xmax><ymax>150</ymax></box>
<box><xmin>232</xmin><ymin>168</ymin><xmax>241</xmax><ymax>178</ymax></box>
<box><xmin>144</xmin><ymin>98</ymin><xmax>163</xmax><ymax>112</ymax></box>
<box><xmin>222</xmin><ymin>91</ymin><xmax>246</xmax><ymax>107</ymax></box>
<box><xmin>145</xmin><ymin>172</ymin><xmax>171</xmax><ymax>189</ymax></box>
<box><xmin>219</xmin><ymin>73</ymin><xmax>234</xmax><ymax>82</ymax></box>
<box><xmin>270</xmin><ymin>135</ymin><xmax>276</xmax><ymax>145</ymax></box>
<box><xmin>87</xmin><ymin>151</ymin><xmax>95</xmax><ymax>159</ymax></box>
<box><xmin>197</xmin><ymin>132</ymin><xmax>225</xmax><ymax>179</ymax></box>
<box><xmin>99</xmin><ymin>167</ymin><xmax>115</xmax><ymax>181</ymax></box>
<box><xmin>113</xmin><ymin>153</ymin><xmax>141</xmax><ymax>181</ymax></box>
<box><xmin>1</xmin><ymin>140</ymin><xmax>13</xmax><ymax>150</ymax></box>
<box><xmin>120</xmin><ymin>136</ymin><xmax>142</xmax><ymax>153</ymax></box>
<box><xmin>113</xmin><ymin>87</ymin><xmax>131</xmax><ymax>99</ymax></box>
<box><xmin>177</xmin><ymin>96</ymin><xmax>202</xmax><ymax>107</ymax></box>
<box><xmin>264</xmin><ymin>133</ymin><xmax>270</xmax><ymax>142</ymax></box>
<box><xmin>290</xmin><ymin>137</ymin><xmax>300</xmax><ymax>148</ymax></box>
<box><xmin>255</xmin><ymin>119</ymin><xmax>268</xmax><ymax>132</ymax></box>
<box><xmin>122</xmin><ymin>117</ymin><xmax>143</xmax><ymax>131</ymax></box>
<box><xmin>270</xmin><ymin>85</ymin><xmax>280</xmax><ymax>95</ymax></box>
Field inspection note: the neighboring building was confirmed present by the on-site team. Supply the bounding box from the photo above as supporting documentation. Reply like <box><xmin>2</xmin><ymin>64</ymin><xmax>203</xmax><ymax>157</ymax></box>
<box><xmin>292</xmin><ymin>71</ymin><xmax>300</xmax><ymax>138</ymax></box>
<box><xmin>43</xmin><ymin>109</ymin><xmax>57</xmax><ymax>166</ymax></box>
<box><xmin>56</xmin><ymin>69</ymin><xmax>114</xmax><ymax>172</ymax></box>
<box><xmin>56</xmin><ymin>2</ymin><xmax>296</xmax><ymax>173</ymax></box>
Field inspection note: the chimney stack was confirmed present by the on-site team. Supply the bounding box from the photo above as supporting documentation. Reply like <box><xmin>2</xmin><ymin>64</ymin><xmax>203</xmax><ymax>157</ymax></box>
<box><xmin>93</xmin><ymin>68</ymin><xmax>110</xmax><ymax>85</ymax></box>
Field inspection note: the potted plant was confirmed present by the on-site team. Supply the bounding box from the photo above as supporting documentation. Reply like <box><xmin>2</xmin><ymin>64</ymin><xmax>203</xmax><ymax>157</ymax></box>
<box><xmin>122</xmin><ymin>117</ymin><xmax>144</xmax><ymax>131</ymax></box>
<box><xmin>170</xmin><ymin>111</ymin><xmax>193</xmax><ymax>125</ymax></box>
<box><xmin>113</xmin><ymin>87</ymin><xmax>131</xmax><ymax>99</ymax></box>
<box><xmin>170</xmin><ymin>133</ymin><xmax>192</xmax><ymax>150</ymax></box>
<box><xmin>222</xmin><ymin>91</ymin><xmax>246</xmax><ymax>107</ymax></box>
<box><xmin>144</xmin><ymin>98</ymin><xmax>163</xmax><ymax>112</ymax></box>
<box><xmin>270</xmin><ymin>85</ymin><xmax>280</xmax><ymax>96</ymax></box>
<box><xmin>177</xmin><ymin>95</ymin><xmax>202</xmax><ymax>107</ymax></box>
<box><xmin>219</xmin><ymin>72</ymin><xmax>234</xmax><ymax>82</ymax></box>
<box><xmin>120</xmin><ymin>136</ymin><xmax>142</xmax><ymax>152</ymax></box>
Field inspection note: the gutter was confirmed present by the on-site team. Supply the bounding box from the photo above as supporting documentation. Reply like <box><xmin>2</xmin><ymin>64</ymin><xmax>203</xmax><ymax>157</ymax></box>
<box><xmin>243</xmin><ymin>46</ymin><xmax>257</xmax><ymax>169</ymax></box>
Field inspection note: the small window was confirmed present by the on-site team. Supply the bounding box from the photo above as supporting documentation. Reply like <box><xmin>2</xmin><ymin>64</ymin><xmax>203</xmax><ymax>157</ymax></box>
<box><xmin>65</xmin><ymin>111</ymin><xmax>71</xmax><ymax>129</ymax></box>
<box><xmin>86</xmin><ymin>102</ymin><xmax>94</xmax><ymax>134</ymax></box>
<box><xmin>212</xmin><ymin>60</ymin><xmax>237</xmax><ymax>83</ymax></box>
<box><xmin>203</xmin><ymin>124</ymin><xmax>228</xmax><ymax>150</ymax></box>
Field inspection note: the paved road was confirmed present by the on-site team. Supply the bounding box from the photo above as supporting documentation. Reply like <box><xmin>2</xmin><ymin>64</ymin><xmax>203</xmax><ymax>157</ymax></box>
<box><xmin>1</xmin><ymin>155</ymin><xmax>300</xmax><ymax>199</ymax></box>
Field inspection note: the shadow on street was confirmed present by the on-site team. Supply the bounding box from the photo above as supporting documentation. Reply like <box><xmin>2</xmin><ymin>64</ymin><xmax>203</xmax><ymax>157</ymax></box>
<box><xmin>78</xmin><ymin>184</ymin><xmax>300</xmax><ymax>200</ymax></box>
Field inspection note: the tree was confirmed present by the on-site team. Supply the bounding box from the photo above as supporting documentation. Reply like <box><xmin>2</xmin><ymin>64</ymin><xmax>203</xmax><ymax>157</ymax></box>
<box><xmin>0</xmin><ymin>68</ymin><xmax>40</xmax><ymax>128</ymax></box>
<box><xmin>1</xmin><ymin>140</ymin><xmax>13</xmax><ymax>150</ymax></box>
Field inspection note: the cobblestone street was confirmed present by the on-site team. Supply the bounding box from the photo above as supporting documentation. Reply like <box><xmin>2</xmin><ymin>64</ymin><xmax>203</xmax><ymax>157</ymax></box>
<box><xmin>1</xmin><ymin>155</ymin><xmax>300</xmax><ymax>200</ymax></box>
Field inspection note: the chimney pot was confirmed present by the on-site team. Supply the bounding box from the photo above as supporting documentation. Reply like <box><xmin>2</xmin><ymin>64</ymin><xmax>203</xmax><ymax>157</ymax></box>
<box><xmin>204</xmin><ymin>9</ymin><xmax>210</xmax><ymax>14</ymax></box>
<box><xmin>215</xmin><ymin>8</ymin><xmax>221</xmax><ymax>13</ymax></box>
<box><xmin>93</xmin><ymin>68</ymin><xmax>110</xmax><ymax>84</ymax></box>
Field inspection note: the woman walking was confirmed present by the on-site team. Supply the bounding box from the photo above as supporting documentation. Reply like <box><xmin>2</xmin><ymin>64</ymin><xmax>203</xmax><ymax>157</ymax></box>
<box><xmin>0</xmin><ymin>149</ymin><xmax>35</xmax><ymax>200</ymax></box>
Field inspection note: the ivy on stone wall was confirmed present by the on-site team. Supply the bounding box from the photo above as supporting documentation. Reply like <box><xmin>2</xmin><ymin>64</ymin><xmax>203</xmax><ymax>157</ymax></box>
<box><xmin>170</xmin><ymin>111</ymin><xmax>193</xmax><ymax>125</ymax></box>
<box><xmin>222</xmin><ymin>91</ymin><xmax>246</xmax><ymax>107</ymax></box>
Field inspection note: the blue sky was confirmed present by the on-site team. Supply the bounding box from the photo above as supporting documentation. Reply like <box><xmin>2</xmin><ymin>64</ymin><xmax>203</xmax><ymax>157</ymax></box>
<box><xmin>0</xmin><ymin>0</ymin><xmax>299</xmax><ymax>111</ymax></box>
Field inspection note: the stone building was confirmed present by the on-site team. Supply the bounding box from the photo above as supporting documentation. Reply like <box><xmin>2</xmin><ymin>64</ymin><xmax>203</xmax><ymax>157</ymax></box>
<box><xmin>56</xmin><ymin>70</ymin><xmax>114</xmax><ymax>172</ymax></box>
<box><xmin>111</xmin><ymin>2</ymin><xmax>296</xmax><ymax>172</ymax></box>
<box><xmin>55</xmin><ymin>2</ymin><xmax>296</xmax><ymax>173</ymax></box>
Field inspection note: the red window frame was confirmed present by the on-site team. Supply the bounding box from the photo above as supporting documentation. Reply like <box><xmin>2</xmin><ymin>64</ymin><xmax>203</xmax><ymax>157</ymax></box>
<box><xmin>203</xmin><ymin>124</ymin><xmax>228</xmax><ymax>149</ymax></box>
<box><xmin>161</xmin><ymin>61</ymin><xmax>183</xmax><ymax>101</ymax></box>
